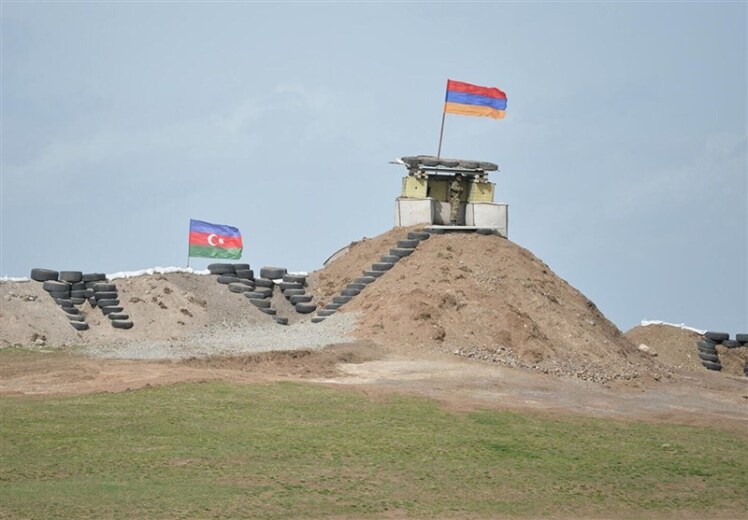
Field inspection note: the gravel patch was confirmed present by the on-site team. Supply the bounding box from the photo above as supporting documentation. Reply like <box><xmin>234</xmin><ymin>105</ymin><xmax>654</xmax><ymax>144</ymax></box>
<box><xmin>82</xmin><ymin>312</ymin><xmax>360</xmax><ymax>360</ymax></box>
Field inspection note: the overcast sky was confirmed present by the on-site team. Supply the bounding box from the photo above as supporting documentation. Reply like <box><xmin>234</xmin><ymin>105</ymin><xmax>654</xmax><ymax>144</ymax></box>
<box><xmin>2</xmin><ymin>1</ymin><xmax>746</xmax><ymax>333</ymax></box>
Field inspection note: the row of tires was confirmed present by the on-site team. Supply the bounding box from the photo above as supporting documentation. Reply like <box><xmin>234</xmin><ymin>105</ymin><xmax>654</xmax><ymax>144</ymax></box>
<box><xmin>401</xmin><ymin>156</ymin><xmax>498</xmax><ymax>171</ymax></box>
<box><xmin>208</xmin><ymin>264</ymin><xmax>316</xmax><ymax>325</ymax></box>
<box><xmin>312</xmin><ymin>230</ymin><xmax>431</xmax><ymax>323</ymax></box>
<box><xmin>29</xmin><ymin>268</ymin><xmax>134</xmax><ymax>330</ymax></box>
<box><xmin>696</xmin><ymin>331</ymin><xmax>748</xmax><ymax>375</ymax></box>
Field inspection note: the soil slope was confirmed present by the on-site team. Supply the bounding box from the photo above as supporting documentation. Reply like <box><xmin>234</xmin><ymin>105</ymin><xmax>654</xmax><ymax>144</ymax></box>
<box><xmin>310</xmin><ymin>230</ymin><xmax>663</xmax><ymax>384</ymax></box>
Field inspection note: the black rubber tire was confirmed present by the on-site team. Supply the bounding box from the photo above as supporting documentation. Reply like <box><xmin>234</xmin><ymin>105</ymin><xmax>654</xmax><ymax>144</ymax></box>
<box><xmin>397</xmin><ymin>239</ymin><xmax>419</xmax><ymax>249</ymax></box>
<box><xmin>284</xmin><ymin>289</ymin><xmax>305</xmax><ymax>298</ymax></box>
<box><xmin>111</xmin><ymin>319</ymin><xmax>134</xmax><ymax>330</ymax></box>
<box><xmin>30</xmin><ymin>268</ymin><xmax>59</xmax><ymax>282</ymax></box>
<box><xmin>216</xmin><ymin>275</ymin><xmax>238</xmax><ymax>285</ymax></box>
<box><xmin>88</xmin><ymin>297</ymin><xmax>97</xmax><ymax>308</ymax></box>
<box><xmin>429</xmin><ymin>228</ymin><xmax>446</xmax><ymax>234</ymax></box>
<box><xmin>81</xmin><ymin>273</ymin><xmax>106</xmax><ymax>282</ymax></box>
<box><xmin>459</xmin><ymin>160</ymin><xmax>479</xmax><ymax>169</ymax></box>
<box><xmin>260</xmin><ymin>267</ymin><xmax>287</xmax><ymax>280</ymax></box>
<box><xmin>70</xmin><ymin>321</ymin><xmax>89</xmax><ymax>331</ymax></box>
<box><xmin>347</xmin><ymin>283</ymin><xmax>367</xmax><ymax>291</ymax></box>
<box><xmin>478</xmin><ymin>161</ymin><xmax>499</xmax><ymax>171</ymax></box>
<box><xmin>43</xmin><ymin>280</ymin><xmax>70</xmax><ymax>292</ymax></box>
<box><xmin>93</xmin><ymin>282</ymin><xmax>116</xmax><ymax>292</ymax></box>
<box><xmin>108</xmin><ymin>312</ymin><xmax>129</xmax><ymax>320</ymax></box>
<box><xmin>333</xmin><ymin>295</ymin><xmax>352</xmax><ymax>305</ymax></box>
<box><xmin>101</xmin><ymin>306</ymin><xmax>124</xmax><ymax>315</ymax></box>
<box><xmin>273</xmin><ymin>316</ymin><xmax>289</xmax><ymax>325</ymax></box>
<box><xmin>94</xmin><ymin>291</ymin><xmax>118</xmax><ymax>300</ymax></box>
<box><xmin>295</xmin><ymin>302</ymin><xmax>317</xmax><ymax>314</ymax></box>
<box><xmin>64</xmin><ymin>307</ymin><xmax>81</xmax><ymax>315</ymax></box>
<box><xmin>251</xmin><ymin>299</ymin><xmax>271</xmax><ymax>309</ymax></box>
<box><xmin>233</xmin><ymin>263</ymin><xmax>251</xmax><ymax>271</ymax></box>
<box><xmin>259</xmin><ymin>307</ymin><xmax>277</xmax><ymax>316</ymax></box>
<box><xmin>697</xmin><ymin>339</ymin><xmax>718</xmax><ymax>351</ymax></box>
<box><xmin>235</xmin><ymin>269</ymin><xmax>253</xmax><ymax>280</ymax></box>
<box><xmin>70</xmin><ymin>290</ymin><xmax>88</xmax><ymax>299</ymax></box>
<box><xmin>380</xmin><ymin>255</ymin><xmax>400</xmax><ymax>264</ymax></box>
<box><xmin>704</xmin><ymin>331</ymin><xmax>729</xmax><ymax>342</ymax></box>
<box><xmin>54</xmin><ymin>298</ymin><xmax>74</xmax><ymax>308</ymax></box>
<box><xmin>280</xmin><ymin>282</ymin><xmax>303</xmax><ymax>292</ymax></box>
<box><xmin>283</xmin><ymin>274</ymin><xmax>307</xmax><ymax>284</ymax></box>
<box><xmin>71</xmin><ymin>297</ymin><xmax>86</xmax><ymax>305</ymax></box>
<box><xmin>96</xmin><ymin>299</ymin><xmax>119</xmax><ymax>307</ymax></box>
<box><xmin>290</xmin><ymin>294</ymin><xmax>313</xmax><ymax>304</ymax></box>
<box><xmin>71</xmin><ymin>282</ymin><xmax>86</xmax><ymax>291</ymax></box>
<box><xmin>311</xmin><ymin>317</ymin><xmax>326</xmax><ymax>324</ymax></box>
<box><xmin>254</xmin><ymin>277</ymin><xmax>274</xmax><ymax>288</ymax></box>
<box><xmin>318</xmin><ymin>309</ymin><xmax>336</xmax><ymax>317</ymax></box>
<box><xmin>236</xmin><ymin>279</ymin><xmax>255</xmax><ymax>287</ymax></box>
<box><xmin>736</xmin><ymin>333</ymin><xmax>748</xmax><ymax>343</ymax></box>
<box><xmin>701</xmin><ymin>360</ymin><xmax>722</xmax><ymax>371</ymax></box>
<box><xmin>47</xmin><ymin>290</ymin><xmax>70</xmax><ymax>299</ymax></box>
<box><xmin>371</xmin><ymin>262</ymin><xmax>394</xmax><ymax>272</ymax></box>
<box><xmin>325</xmin><ymin>303</ymin><xmax>341</xmax><ymax>310</ymax></box>
<box><xmin>65</xmin><ymin>313</ymin><xmax>85</xmax><ymax>322</ymax></box>
<box><xmin>408</xmin><ymin>231</ymin><xmax>430</xmax><ymax>241</ymax></box>
<box><xmin>363</xmin><ymin>270</ymin><xmax>385</xmax><ymax>278</ymax></box>
<box><xmin>698</xmin><ymin>351</ymin><xmax>719</xmax><ymax>363</ymax></box>
<box><xmin>59</xmin><ymin>271</ymin><xmax>83</xmax><ymax>283</ymax></box>
<box><xmin>722</xmin><ymin>340</ymin><xmax>741</xmax><ymax>348</ymax></box>
<box><xmin>390</xmin><ymin>248</ymin><xmax>414</xmax><ymax>258</ymax></box>
<box><xmin>353</xmin><ymin>276</ymin><xmax>376</xmax><ymax>285</ymax></box>
<box><xmin>208</xmin><ymin>263</ymin><xmax>235</xmax><ymax>275</ymax></box>
<box><xmin>341</xmin><ymin>288</ymin><xmax>360</xmax><ymax>297</ymax></box>
<box><xmin>244</xmin><ymin>292</ymin><xmax>266</xmax><ymax>300</ymax></box>
<box><xmin>228</xmin><ymin>283</ymin><xmax>251</xmax><ymax>293</ymax></box>
<box><xmin>254</xmin><ymin>287</ymin><xmax>274</xmax><ymax>298</ymax></box>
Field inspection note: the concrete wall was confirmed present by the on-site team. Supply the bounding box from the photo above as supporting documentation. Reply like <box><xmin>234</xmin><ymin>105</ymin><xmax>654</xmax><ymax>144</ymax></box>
<box><xmin>395</xmin><ymin>198</ymin><xmax>508</xmax><ymax>237</ymax></box>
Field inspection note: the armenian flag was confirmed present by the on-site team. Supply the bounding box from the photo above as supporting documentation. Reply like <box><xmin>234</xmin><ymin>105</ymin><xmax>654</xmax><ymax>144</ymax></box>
<box><xmin>188</xmin><ymin>219</ymin><xmax>243</xmax><ymax>259</ymax></box>
<box><xmin>444</xmin><ymin>79</ymin><xmax>507</xmax><ymax>119</ymax></box>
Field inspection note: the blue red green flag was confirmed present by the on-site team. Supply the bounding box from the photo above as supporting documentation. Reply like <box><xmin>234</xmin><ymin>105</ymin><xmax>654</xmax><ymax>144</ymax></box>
<box><xmin>188</xmin><ymin>219</ymin><xmax>243</xmax><ymax>259</ymax></box>
<box><xmin>444</xmin><ymin>79</ymin><xmax>507</xmax><ymax>119</ymax></box>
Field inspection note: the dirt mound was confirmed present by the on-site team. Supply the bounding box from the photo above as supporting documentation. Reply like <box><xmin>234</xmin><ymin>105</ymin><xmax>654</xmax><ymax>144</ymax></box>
<box><xmin>625</xmin><ymin>324</ymin><xmax>704</xmax><ymax>372</ymax></box>
<box><xmin>626</xmin><ymin>324</ymin><xmax>748</xmax><ymax>378</ymax></box>
<box><xmin>0</xmin><ymin>272</ymin><xmax>266</xmax><ymax>349</ymax></box>
<box><xmin>311</xmin><ymin>230</ymin><xmax>665</xmax><ymax>384</ymax></box>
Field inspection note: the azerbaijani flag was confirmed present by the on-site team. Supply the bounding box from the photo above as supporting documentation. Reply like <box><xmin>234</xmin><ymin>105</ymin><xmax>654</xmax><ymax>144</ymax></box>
<box><xmin>188</xmin><ymin>219</ymin><xmax>243</xmax><ymax>259</ymax></box>
<box><xmin>444</xmin><ymin>79</ymin><xmax>507</xmax><ymax>119</ymax></box>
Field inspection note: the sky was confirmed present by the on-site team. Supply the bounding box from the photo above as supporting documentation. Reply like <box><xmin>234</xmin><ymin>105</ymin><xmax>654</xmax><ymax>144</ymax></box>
<box><xmin>1</xmin><ymin>1</ymin><xmax>746</xmax><ymax>334</ymax></box>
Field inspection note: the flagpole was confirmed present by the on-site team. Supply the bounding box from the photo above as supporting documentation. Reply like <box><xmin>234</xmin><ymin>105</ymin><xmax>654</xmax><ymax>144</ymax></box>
<box><xmin>436</xmin><ymin>111</ymin><xmax>447</xmax><ymax>160</ymax></box>
<box><xmin>437</xmin><ymin>80</ymin><xmax>449</xmax><ymax>159</ymax></box>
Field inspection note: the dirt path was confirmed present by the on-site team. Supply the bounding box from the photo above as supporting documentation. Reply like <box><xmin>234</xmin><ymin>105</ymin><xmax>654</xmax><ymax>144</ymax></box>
<box><xmin>2</xmin><ymin>342</ymin><xmax>746</xmax><ymax>435</ymax></box>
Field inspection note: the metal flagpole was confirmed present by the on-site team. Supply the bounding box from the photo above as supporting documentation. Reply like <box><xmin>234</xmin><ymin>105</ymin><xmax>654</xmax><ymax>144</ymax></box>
<box><xmin>436</xmin><ymin>111</ymin><xmax>447</xmax><ymax>160</ymax></box>
<box><xmin>437</xmin><ymin>80</ymin><xmax>449</xmax><ymax>159</ymax></box>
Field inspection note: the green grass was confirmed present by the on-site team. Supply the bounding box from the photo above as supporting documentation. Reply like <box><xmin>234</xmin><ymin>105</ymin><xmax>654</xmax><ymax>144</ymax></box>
<box><xmin>1</xmin><ymin>381</ymin><xmax>746</xmax><ymax>519</ymax></box>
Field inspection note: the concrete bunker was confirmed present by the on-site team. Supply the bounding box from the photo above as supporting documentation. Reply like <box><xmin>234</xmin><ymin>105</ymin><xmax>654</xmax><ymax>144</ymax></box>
<box><xmin>393</xmin><ymin>155</ymin><xmax>508</xmax><ymax>236</ymax></box>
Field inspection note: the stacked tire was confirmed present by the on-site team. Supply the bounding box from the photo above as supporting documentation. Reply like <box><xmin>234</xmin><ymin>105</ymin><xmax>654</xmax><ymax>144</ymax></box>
<box><xmin>92</xmin><ymin>280</ymin><xmax>133</xmax><ymax>330</ymax></box>
<box><xmin>313</xmin><ymin>231</ymin><xmax>430</xmax><ymax>323</ymax></box>
<box><xmin>279</xmin><ymin>273</ymin><xmax>317</xmax><ymax>315</ymax></box>
<box><xmin>31</xmin><ymin>268</ymin><xmax>90</xmax><ymax>331</ymax></box>
<box><xmin>208</xmin><ymin>263</ymin><xmax>256</xmax><ymax>294</ymax></box>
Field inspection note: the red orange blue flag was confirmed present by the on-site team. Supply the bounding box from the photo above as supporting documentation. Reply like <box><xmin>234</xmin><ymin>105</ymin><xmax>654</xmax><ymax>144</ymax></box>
<box><xmin>444</xmin><ymin>79</ymin><xmax>507</xmax><ymax>119</ymax></box>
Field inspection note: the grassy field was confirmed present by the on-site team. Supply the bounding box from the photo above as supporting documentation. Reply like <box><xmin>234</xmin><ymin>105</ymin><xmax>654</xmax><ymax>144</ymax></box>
<box><xmin>1</xmin><ymin>381</ymin><xmax>747</xmax><ymax>519</ymax></box>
